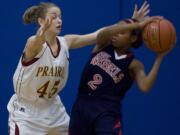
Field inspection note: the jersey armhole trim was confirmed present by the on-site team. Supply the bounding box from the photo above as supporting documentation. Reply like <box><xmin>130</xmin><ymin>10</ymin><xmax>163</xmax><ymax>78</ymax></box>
<box><xmin>21</xmin><ymin>46</ymin><xmax>47</xmax><ymax>67</ymax></box>
<box><xmin>21</xmin><ymin>53</ymin><xmax>40</xmax><ymax>67</ymax></box>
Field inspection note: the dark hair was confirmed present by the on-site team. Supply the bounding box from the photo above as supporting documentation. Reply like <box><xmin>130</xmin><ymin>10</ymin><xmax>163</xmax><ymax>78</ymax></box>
<box><xmin>23</xmin><ymin>2</ymin><xmax>59</xmax><ymax>24</ymax></box>
<box><xmin>130</xmin><ymin>28</ymin><xmax>143</xmax><ymax>49</ymax></box>
<box><xmin>123</xmin><ymin>19</ymin><xmax>143</xmax><ymax>49</ymax></box>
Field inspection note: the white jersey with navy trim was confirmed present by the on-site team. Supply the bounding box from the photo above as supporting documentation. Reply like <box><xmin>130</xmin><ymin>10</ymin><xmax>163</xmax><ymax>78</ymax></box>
<box><xmin>7</xmin><ymin>36</ymin><xmax>70</xmax><ymax>130</ymax></box>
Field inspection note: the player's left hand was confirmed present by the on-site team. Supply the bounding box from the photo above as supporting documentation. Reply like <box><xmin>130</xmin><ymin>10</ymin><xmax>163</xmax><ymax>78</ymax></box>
<box><xmin>157</xmin><ymin>43</ymin><xmax>176</xmax><ymax>57</ymax></box>
<box><xmin>132</xmin><ymin>1</ymin><xmax>150</xmax><ymax>21</ymax></box>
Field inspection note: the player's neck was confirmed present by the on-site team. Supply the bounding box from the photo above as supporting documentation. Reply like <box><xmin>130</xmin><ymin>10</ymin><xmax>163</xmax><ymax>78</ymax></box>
<box><xmin>45</xmin><ymin>34</ymin><xmax>57</xmax><ymax>47</ymax></box>
<box><xmin>115</xmin><ymin>47</ymin><xmax>128</xmax><ymax>55</ymax></box>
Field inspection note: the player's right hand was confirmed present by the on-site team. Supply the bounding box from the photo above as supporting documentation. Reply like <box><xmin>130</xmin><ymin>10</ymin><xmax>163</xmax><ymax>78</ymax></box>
<box><xmin>37</xmin><ymin>14</ymin><xmax>53</xmax><ymax>36</ymax></box>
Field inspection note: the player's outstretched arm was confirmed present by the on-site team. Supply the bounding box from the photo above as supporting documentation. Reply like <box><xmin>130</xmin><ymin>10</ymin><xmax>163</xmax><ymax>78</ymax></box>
<box><xmin>129</xmin><ymin>47</ymin><xmax>172</xmax><ymax>93</ymax></box>
<box><xmin>94</xmin><ymin>16</ymin><xmax>158</xmax><ymax>53</ymax></box>
<box><xmin>64</xmin><ymin>27</ymin><xmax>104</xmax><ymax>49</ymax></box>
<box><xmin>129</xmin><ymin>55</ymin><xmax>164</xmax><ymax>93</ymax></box>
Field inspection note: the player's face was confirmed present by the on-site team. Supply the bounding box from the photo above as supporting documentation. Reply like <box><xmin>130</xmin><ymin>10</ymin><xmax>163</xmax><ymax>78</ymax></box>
<box><xmin>46</xmin><ymin>7</ymin><xmax>62</xmax><ymax>35</ymax></box>
<box><xmin>112</xmin><ymin>30</ymin><xmax>132</xmax><ymax>48</ymax></box>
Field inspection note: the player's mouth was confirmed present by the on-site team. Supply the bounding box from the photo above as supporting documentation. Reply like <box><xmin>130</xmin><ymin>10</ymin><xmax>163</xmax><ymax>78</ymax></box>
<box><xmin>56</xmin><ymin>25</ymin><xmax>61</xmax><ymax>29</ymax></box>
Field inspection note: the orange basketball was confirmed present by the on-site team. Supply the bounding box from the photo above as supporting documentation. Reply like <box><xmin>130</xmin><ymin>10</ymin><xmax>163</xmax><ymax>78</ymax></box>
<box><xmin>142</xmin><ymin>19</ymin><xmax>176</xmax><ymax>53</ymax></box>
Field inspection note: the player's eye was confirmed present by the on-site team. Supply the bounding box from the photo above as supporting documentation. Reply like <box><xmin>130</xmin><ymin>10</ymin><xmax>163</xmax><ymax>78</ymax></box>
<box><xmin>52</xmin><ymin>15</ymin><xmax>57</xmax><ymax>19</ymax></box>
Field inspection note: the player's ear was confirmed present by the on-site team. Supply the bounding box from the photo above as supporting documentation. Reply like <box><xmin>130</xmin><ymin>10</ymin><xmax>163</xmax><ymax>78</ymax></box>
<box><xmin>38</xmin><ymin>18</ymin><xmax>44</xmax><ymax>26</ymax></box>
<box><xmin>131</xmin><ymin>35</ymin><xmax>137</xmax><ymax>43</ymax></box>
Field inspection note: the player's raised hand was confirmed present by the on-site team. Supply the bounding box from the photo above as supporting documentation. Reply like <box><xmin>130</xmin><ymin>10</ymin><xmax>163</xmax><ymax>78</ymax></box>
<box><xmin>132</xmin><ymin>1</ymin><xmax>150</xmax><ymax>21</ymax></box>
<box><xmin>139</xmin><ymin>16</ymin><xmax>163</xmax><ymax>28</ymax></box>
<box><xmin>37</xmin><ymin>14</ymin><xmax>53</xmax><ymax>36</ymax></box>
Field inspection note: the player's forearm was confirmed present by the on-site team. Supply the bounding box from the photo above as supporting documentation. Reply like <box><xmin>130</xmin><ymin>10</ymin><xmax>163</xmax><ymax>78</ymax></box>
<box><xmin>141</xmin><ymin>56</ymin><xmax>164</xmax><ymax>92</ymax></box>
<box><xmin>24</xmin><ymin>29</ymin><xmax>46</xmax><ymax>61</ymax></box>
<box><xmin>97</xmin><ymin>22</ymin><xmax>140</xmax><ymax>47</ymax></box>
<box><xmin>35</xmin><ymin>28</ymin><xmax>46</xmax><ymax>45</ymax></box>
<box><xmin>101</xmin><ymin>22</ymin><xmax>140</xmax><ymax>39</ymax></box>
<box><xmin>68</xmin><ymin>28</ymin><xmax>105</xmax><ymax>49</ymax></box>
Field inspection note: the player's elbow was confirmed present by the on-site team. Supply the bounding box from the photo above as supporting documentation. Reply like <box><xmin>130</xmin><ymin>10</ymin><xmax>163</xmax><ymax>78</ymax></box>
<box><xmin>137</xmin><ymin>78</ymin><xmax>155</xmax><ymax>93</ymax></box>
<box><xmin>139</xmin><ymin>83</ymin><xmax>152</xmax><ymax>94</ymax></box>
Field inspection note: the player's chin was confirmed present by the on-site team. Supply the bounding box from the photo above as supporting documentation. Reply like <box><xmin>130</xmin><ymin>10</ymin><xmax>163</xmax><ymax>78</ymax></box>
<box><xmin>53</xmin><ymin>29</ymin><xmax>61</xmax><ymax>35</ymax></box>
<box><xmin>56</xmin><ymin>28</ymin><xmax>61</xmax><ymax>34</ymax></box>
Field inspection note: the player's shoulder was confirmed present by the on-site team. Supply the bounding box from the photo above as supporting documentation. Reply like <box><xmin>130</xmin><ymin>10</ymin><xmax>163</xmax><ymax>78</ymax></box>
<box><xmin>27</xmin><ymin>35</ymin><xmax>36</xmax><ymax>43</ymax></box>
<box><xmin>63</xmin><ymin>34</ymin><xmax>80</xmax><ymax>48</ymax></box>
<box><xmin>57</xmin><ymin>36</ymin><xmax>66</xmax><ymax>42</ymax></box>
<box><xmin>57</xmin><ymin>36</ymin><xmax>69</xmax><ymax>50</ymax></box>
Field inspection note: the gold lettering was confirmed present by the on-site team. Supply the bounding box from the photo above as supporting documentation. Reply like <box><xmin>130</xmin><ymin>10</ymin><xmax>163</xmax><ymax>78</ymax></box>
<box><xmin>36</xmin><ymin>66</ymin><xmax>65</xmax><ymax>77</ymax></box>
<box><xmin>55</xmin><ymin>66</ymin><xmax>58</xmax><ymax>77</ymax></box>
<box><xmin>61</xmin><ymin>67</ymin><xmax>65</xmax><ymax>78</ymax></box>
<box><xmin>42</xmin><ymin>66</ymin><xmax>48</xmax><ymax>76</ymax></box>
<box><xmin>48</xmin><ymin>67</ymin><xmax>54</xmax><ymax>76</ymax></box>
<box><xmin>36</xmin><ymin>67</ymin><xmax>43</xmax><ymax>77</ymax></box>
<box><xmin>57</xmin><ymin>67</ymin><xmax>62</xmax><ymax>77</ymax></box>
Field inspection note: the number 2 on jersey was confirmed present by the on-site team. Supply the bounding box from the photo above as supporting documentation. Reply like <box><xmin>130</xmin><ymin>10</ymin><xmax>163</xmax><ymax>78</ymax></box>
<box><xmin>37</xmin><ymin>80</ymin><xmax>61</xmax><ymax>98</ymax></box>
<box><xmin>87</xmin><ymin>74</ymin><xmax>103</xmax><ymax>90</ymax></box>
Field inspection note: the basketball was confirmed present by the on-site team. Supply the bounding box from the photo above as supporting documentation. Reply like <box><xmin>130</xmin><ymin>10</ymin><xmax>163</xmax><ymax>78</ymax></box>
<box><xmin>142</xmin><ymin>19</ymin><xmax>176</xmax><ymax>53</ymax></box>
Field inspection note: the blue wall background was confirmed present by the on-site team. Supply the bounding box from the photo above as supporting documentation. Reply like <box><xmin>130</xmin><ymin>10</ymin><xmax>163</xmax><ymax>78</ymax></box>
<box><xmin>0</xmin><ymin>0</ymin><xmax>179</xmax><ymax>135</ymax></box>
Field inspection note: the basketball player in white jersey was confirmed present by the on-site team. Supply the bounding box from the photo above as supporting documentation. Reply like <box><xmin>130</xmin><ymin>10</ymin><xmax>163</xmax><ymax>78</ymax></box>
<box><xmin>7</xmin><ymin>2</ymin><xmax>150</xmax><ymax>135</ymax></box>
